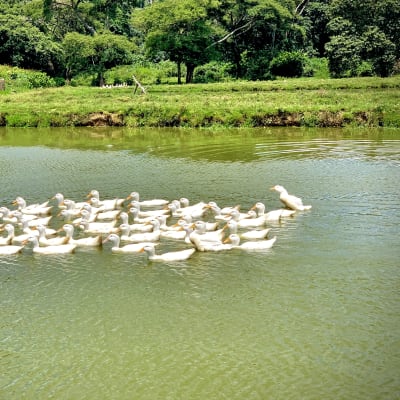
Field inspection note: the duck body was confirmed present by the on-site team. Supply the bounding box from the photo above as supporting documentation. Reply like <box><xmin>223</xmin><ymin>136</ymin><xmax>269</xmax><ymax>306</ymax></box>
<box><xmin>270</xmin><ymin>185</ymin><xmax>312</xmax><ymax>211</ymax></box>
<box><xmin>35</xmin><ymin>224</ymin><xmax>70</xmax><ymax>246</ymax></box>
<box><xmin>0</xmin><ymin>224</ymin><xmax>15</xmax><ymax>245</ymax></box>
<box><xmin>226</xmin><ymin>220</ymin><xmax>271</xmax><ymax>240</ymax></box>
<box><xmin>119</xmin><ymin>222</ymin><xmax>161</xmax><ymax>243</ymax></box>
<box><xmin>62</xmin><ymin>224</ymin><xmax>102</xmax><ymax>247</ymax></box>
<box><xmin>230</xmin><ymin>210</ymin><xmax>267</xmax><ymax>228</ymax></box>
<box><xmin>103</xmin><ymin>234</ymin><xmax>157</xmax><ymax>253</ymax></box>
<box><xmin>226</xmin><ymin>234</ymin><xmax>277</xmax><ymax>250</ymax></box>
<box><xmin>0</xmin><ymin>244</ymin><xmax>23</xmax><ymax>255</ymax></box>
<box><xmin>78</xmin><ymin>219</ymin><xmax>117</xmax><ymax>235</ymax></box>
<box><xmin>23</xmin><ymin>236</ymin><xmax>76</xmax><ymax>254</ymax></box>
<box><xmin>87</xmin><ymin>189</ymin><xmax>125</xmax><ymax>210</ymax></box>
<box><xmin>252</xmin><ymin>202</ymin><xmax>296</xmax><ymax>221</ymax></box>
<box><xmin>127</xmin><ymin>192</ymin><xmax>169</xmax><ymax>208</ymax></box>
<box><xmin>140</xmin><ymin>244</ymin><xmax>195</xmax><ymax>262</ymax></box>
<box><xmin>12</xmin><ymin>197</ymin><xmax>53</xmax><ymax>215</ymax></box>
<box><xmin>189</xmin><ymin>232</ymin><xmax>232</xmax><ymax>252</ymax></box>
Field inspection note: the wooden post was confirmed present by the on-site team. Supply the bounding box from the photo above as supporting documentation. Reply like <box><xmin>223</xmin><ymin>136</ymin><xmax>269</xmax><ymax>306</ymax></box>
<box><xmin>132</xmin><ymin>74</ymin><xmax>146</xmax><ymax>95</ymax></box>
<box><xmin>0</xmin><ymin>78</ymin><xmax>5</xmax><ymax>91</ymax></box>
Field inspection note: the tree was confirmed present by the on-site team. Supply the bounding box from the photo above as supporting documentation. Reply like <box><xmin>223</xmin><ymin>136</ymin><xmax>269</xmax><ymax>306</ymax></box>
<box><xmin>300</xmin><ymin>0</ymin><xmax>330</xmax><ymax>57</ymax></box>
<box><xmin>325</xmin><ymin>0</ymin><xmax>398</xmax><ymax>77</ymax></box>
<box><xmin>62</xmin><ymin>32</ymin><xmax>94</xmax><ymax>82</ymax></box>
<box><xmin>132</xmin><ymin>0</ymin><xmax>220</xmax><ymax>83</ymax></box>
<box><xmin>211</xmin><ymin>0</ymin><xmax>303</xmax><ymax>79</ymax></box>
<box><xmin>62</xmin><ymin>32</ymin><xmax>135</xmax><ymax>85</ymax></box>
<box><xmin>0</xmin><ymin>14</ymin><xmax>62</xmax><ymax>74</ymax></box>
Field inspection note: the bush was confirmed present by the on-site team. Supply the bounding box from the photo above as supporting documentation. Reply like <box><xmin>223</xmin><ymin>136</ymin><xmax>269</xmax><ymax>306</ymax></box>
<box><xmin>193</xmin><ymin>61</ymin><xmax>233</xmax><ymax>83</ymax></box>
<box><xmin>26</xmin><ymin>71</ymin><xmax>56</xmax><ymax>88</ymax></box>
<box><xmin>303</xmin><ymin>57</ymin><xmax>329</xmax><ymax>78</ymax></box>
<box><xmin>0</xmin><ymin>65</ymin><xmax>57</xmax><ymax>91</ymax></box>
<box><xmin>357</xmin><ymin>61</ymin><xmax>374</xmax><ymax>77</ymax></box>
<box><xmin>269</xmin><ymin>51</ymin><xmax>306</xmax><ymax>78</ymax></box>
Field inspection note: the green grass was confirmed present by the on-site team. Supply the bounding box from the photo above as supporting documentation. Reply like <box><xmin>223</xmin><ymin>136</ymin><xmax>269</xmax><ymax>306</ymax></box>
<box><xmin>1</xmin><ymin>75</ymin><xmax>399</xmax><ymax>128</ymax></box>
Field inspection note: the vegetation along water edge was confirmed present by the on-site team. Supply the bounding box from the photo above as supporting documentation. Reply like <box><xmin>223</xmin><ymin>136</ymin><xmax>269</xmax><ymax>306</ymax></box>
<box><xmin>0</xmin><ymin>73</ymin><xmax>399</xmax><ymax>128</ymax></box>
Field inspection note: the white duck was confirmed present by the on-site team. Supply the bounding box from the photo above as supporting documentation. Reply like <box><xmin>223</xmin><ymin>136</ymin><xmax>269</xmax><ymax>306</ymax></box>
<box><xmin>103</xmin><ymin>233</ymin><xmax>157</xmax><ymax>254</ymax></box>
<box><xmin>56</xmin><ymin>194</ymin><xmax>87</xmax><ymax>210</ymax></box>
<box><xmin>174</xmin><ymin>198</ymin><xmax>207</xmax><ymax>219</ymax></box>
<box><xmin>12</xmin><ymin>196</ymin><xmax>52</xmax><ymax>215</ymax></box>
<box><xmin>126</xmin><ymin>192</ymin><xmax>169</xmax><ymax>208</ymax></box>
<box><xmin>62</xmin><ymin>224</ymin><xmax>102</xmax><ymax>247</ymax></box>
<box><xmin>119</xmin><ymin>211</ymin><xmax>153</xmax><ymax>232</ymax></box>
<box><xmin>270</xmin><ymin>185</ymin><xmax>312</xmax><ymax>211</ymax></box>
<box><xmin>61</xmin><ymin>199</ymin><xmax>83</xmax><ymax>218</ymax></box>
<box><xmin>87</xmin><ymin>189</ymin><xmax>125</xmax><ymax>210</ymax></box>
<box><xmin>225</xmin><ymin>234</ymin><xmax>277</xmax><ymax>250</ymax></box>
<box><xmin>89</xmin><ymin>198</ymin><xmax>121</xmax><ymax>221</ymax></box>
<box><xmin>192</xmin><ymin>221</ymin><xmax>226</xmax><ymax>242</ymax></box>
<box><xmin>119</xmin><ymin>222</ymin><xmax>161</xmax><ymax>243</ymax></box>
<box><xmin>178</xmin><ymin>214</ymin><xmax>219</xmax><ymax>232</ymax></box>
<box><xmin>0</xmin><ymin>244</ymin><xmax>23</xmax><ymax>255</ymax></box>
<box><xmin>229</xmin><ymin>209</ymin><xmax>267</xmax><ymax>228</ymax></box>
<box><xmin>0</xmin><ymin>224</ymin><xmax>14</xmax><ymax>245</ymax></box>
<box><xmin>251</xmin><ymin>202</ymin><xmax>296</xmax><ymax>221</ymax></box>
<box><xmin>128</xmin><ymin>207</ymin><xmax>155</xmax><ymax>224</ymax></box>
<box><xmin>182</xmin><ymin>223</ymin><xmax>224</xmax><ymax>250</ymax></box>
<box><xmin>188</xmin><ymin>229</ymin><xmax>233</xmax><ymax>252</ymax></box>
<box><xmin>205</xmin><ymin>201</ymin><xmax>240</xmax><ymax>219</ymax></box>
<box><xmin>129</xmin><ymin>201</ymin><xmax>169</xmax><ymax>218</ymax></box>
<box><xmin>77</xmin><ymin>217</ymin><xmax>117</xmax><ymax>235</ymax></box>
<box><xmin>226</xmin><ymin>220</ymin><xmax>271</xmax><ymax>240</ymax></box>
<box><xmin>34</xmin><ymin>224</ymin><xmax>70</xmax><ymax>246</ymax></box>
<box><xmin>22</xmin><ymin>236</ymin><xmax>76</xmax><ymax>254</ymax></box>
<box><xmin>155</xmin><ymin>215</ymin><xmax>179</xmax><ymax>231</ymax></box>
<box><xmin>0</xmin><ymin>207</ymin><xmax>19</xmax><ymax>224</ymax></box>
<box><xmin>140</xmin><ymin>244</ymin><xmax>195</xmax><ymax>262</ymax></box>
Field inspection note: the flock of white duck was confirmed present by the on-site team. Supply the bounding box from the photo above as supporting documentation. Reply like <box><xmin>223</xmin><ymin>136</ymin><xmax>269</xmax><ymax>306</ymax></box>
<box><xmin>0</xmin><ymin>185</ymin><xmax>311</xmax><ymax>261</ymax></box>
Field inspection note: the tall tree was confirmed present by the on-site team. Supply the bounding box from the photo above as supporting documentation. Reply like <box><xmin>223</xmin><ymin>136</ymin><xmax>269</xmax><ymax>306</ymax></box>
<box><xmin>325</xmin><ymin>0</ymin><xmax>397</xmax><ymax>77</ymax></box>
<box><xmin>0</xmin><ymin>14</ymin><xmax>62</xmax><ymax>74</ymax></box>
<box><xmin>62</xmin><ymin>31</ymin><xmax>135</xmax><ymax>85</ymax></box>
<box><xmin>132</xmin><ymin>0</ymin><xmax>220</xmax><ymax>83</ymax></box>
<box><xmin>211</xmin><ymin>0</ymin><xmax>302</xmax><ymax>79</ymax></box>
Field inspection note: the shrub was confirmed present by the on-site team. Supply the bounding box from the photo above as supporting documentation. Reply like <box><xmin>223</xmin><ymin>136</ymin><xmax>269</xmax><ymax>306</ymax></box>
<box><xmin>357</xmin><ymin>61</ymin><xmax>374</xmax><ymax>77</ymax></box>
<box><xmin>193</xmin><ymin>61</ymin><xmax>233</xmax><ymax>83</ymax></box>
<box><xmin>26</xmin><ymin>71</ymin><xmax>56</xmax><ymax>88</ymax></box>
<box><xmin>303</xmin><ymin>57</ymin><xmax>329</xmax><ymax>78</ymax></box>
<box><xmin>0</xmin><ymin>65</ymin><xmax>57</xmax><ymax>91</ymax></box>
<box><xmin>269</xmin><ymin>51</ymin><xmax>306</xmax><ymax>78</ymax></box>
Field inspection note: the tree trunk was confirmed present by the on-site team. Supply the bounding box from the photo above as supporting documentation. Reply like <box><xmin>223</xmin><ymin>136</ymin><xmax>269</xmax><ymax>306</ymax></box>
<box><xmin>177</xmin><ymin>61</ymin><xmax>182</xmax><ymax>84</ymax></box>
<box><xmin>185</xmin><ymin>64</ymin><xmax>195</xmax><ymax>83</ymax></box>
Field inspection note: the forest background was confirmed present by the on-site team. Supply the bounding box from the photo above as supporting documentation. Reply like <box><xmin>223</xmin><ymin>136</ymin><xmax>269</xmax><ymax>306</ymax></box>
<box><xmin>0</xmin><ymin>0</ymin><xmax>399</xmax><ymax>87</ymax></box>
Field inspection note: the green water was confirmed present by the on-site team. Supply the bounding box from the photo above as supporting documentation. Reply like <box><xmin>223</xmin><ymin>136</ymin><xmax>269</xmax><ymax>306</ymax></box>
<box><xmin>0</xmin><ymin>127</ymin><xmax>399</xmax><ymax>399</ymax></box>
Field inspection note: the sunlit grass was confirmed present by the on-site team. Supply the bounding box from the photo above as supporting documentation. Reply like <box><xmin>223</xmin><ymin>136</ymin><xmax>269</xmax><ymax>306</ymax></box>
<box><xmin>0</xmin><ymin>76</ymin><xmax>399</xmax><ymax>127</ymax></box>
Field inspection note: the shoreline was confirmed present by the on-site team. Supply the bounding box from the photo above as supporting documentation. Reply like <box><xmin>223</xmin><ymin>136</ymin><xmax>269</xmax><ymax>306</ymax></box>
<box><xmin>1</xmin><ymin>77</ymin><xmax>399</xmax><ymax>128</ymax></box>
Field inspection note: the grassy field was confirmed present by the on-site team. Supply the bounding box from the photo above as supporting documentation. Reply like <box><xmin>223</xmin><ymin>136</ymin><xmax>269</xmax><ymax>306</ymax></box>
<box><xmin>0</xmin><ymin>75</ymin><xmax>399</xmax><ymax>128</ymax></box>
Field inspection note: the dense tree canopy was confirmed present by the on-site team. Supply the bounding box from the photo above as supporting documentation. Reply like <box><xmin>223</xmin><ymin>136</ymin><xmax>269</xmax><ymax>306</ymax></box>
<box><xmin>0</xmin><ymin>0</ymin><xmax>398</xmax><ymax>84</ymax></box>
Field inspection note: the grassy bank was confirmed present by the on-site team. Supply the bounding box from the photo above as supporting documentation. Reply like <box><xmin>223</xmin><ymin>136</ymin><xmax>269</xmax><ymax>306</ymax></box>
<box><xmin>0</xmin><ymin>76</ymin><xmax>399</xmax><ymax>128</ymax></box>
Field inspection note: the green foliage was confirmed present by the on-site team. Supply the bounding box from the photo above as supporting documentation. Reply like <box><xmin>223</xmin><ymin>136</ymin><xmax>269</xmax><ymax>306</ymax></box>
<box><xmin>0</xmin><ymin>0</ymin><xmax>398</xmax><ymax>85</ymax></box>
<box><xmin>303</xmin><ymin>57</ymin><xmax>329</xmax><ymax>78</ymax></box>
<box><xmin>0</xmin><ymin>65</ymin><xmax>57</xmax><ymax>91</ymax></box>
<box><xmin>193</xmin><ymin>61</ymin><xmax>233</xmax><ymax>83</ymax></box>
<box><xmin>1</xmin><ymin>76</ymin><xmax>399</xmax><ymax>127</ymax></box>
<box><xmin>133</xmin><ymin>0</ymin><xmax>220</xmax><ymax>83</ymax></box>
<box><xmin>325</xmin><ymin>0</ymin><xmax>398</xmax><ymax>77</ymax></box>
<box><xmin>0</xmin><ymin>14</ymin><xmax>62</xmax><ymax>74</ymax></box>
<box><xmin>269</xmin><ymin>51</ymin><xmax>306</xmax><ymax>78</ymax></box>
<box><xmin>325</xmin><ymin>34</ymin><xmax>363</xmax><ymax>77</ymax></box>
<box><xmin>62</xmin><ymin>32</ymin><xmax>135</xmax><ymax>85</ymax></box>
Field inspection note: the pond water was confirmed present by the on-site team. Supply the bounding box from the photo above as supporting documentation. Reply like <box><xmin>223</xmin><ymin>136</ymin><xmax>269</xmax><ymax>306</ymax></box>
<box><xmin>0</xmin><ymin>127</ymin><xmax>399</xmax><ymax>400</ymax></box>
